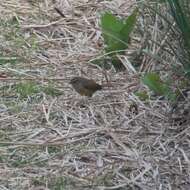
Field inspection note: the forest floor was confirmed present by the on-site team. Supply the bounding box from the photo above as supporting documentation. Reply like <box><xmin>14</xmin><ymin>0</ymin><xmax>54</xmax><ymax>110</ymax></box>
<box><xmin>0</xmin><ymin>0</ymin><xmax>189</xmax><ymax>190</ymax></box>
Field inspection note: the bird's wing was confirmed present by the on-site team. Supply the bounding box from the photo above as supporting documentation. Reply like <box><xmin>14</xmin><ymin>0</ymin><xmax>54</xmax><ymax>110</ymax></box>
<box><xmin>85</xmin><ymin>81</ymin><xmax>101</xmax><ymax>91</ymax></box>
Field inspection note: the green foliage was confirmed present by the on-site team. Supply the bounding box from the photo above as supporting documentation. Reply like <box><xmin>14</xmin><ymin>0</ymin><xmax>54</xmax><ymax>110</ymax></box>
<box><xmin>135</xmin><ymin>91</ymin><xmax>149</xmax><ymax>101</ymax></box>
<box><xmin>101</xmin><ymin>13</ymin><xmax>125</xmax><ymax>53</ymax></box>
<box><xmin>42</xmin><ymin>84</ymin><xmax>63</xmax><ymax>97</ymax></box>
<box><xmin>0</xmin><ymin>56</ymin><xmax>20</xmax><ymax>65</ymax></box>
<box><xmin>13</xmin><ymin>82</ymin><xmax>63</xmax><ymax>99</ymax></box>
<box><xmin>137</xmin><ymin>0</ymin><xmax>190</xmax><ymax>106</ymax></box>
<box><xmin>142</xmin><ymin>73</ymin><xmax>176</xmax><ymax>101</ymax></box>
<box><xmin>15</xmin><ymin>82</ymin><xmax>40</xmax><ymax>98</ymax></box>
<box><xmin>166</xmin><ymin>0</ymin><xmax>190</xmax><ymax>76</ymax></box>
<box><xmin>167</xmin><ymin>0</ymin><xmax>190</xmax><ymax>43</ymax></box>
<box><xmin>0</xmin><ymin>82</ymin><xmax>63</xmax><ymax>101</ymax></box>
<box><xmin>140</xmin><ymin>0</ymin><xmax>190</xmax><ymax>81</ymax></box>
<box><xmin>101</xmin><ymin>10</ymin><xmax>137</xmax><ymax>53</ymax></box>
<box><xmin>100</xmin><ymin>9</ymin><xmax>137</xmax><ymax>70</ymax></box>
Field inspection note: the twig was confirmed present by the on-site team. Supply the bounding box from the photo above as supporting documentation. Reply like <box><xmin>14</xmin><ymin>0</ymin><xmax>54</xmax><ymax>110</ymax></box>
<box><xmin>54</xmin><ymin>7</ymin><xmax>66</xmax><ymax>18</ymax></box>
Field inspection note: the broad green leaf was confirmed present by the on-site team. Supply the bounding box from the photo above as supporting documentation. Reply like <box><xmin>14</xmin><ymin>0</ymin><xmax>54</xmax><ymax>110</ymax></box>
<box><xmin>120</xmin><ymin>9</ymin><xmax>138</xmax><ymax>44</ymax></box>
<box><xmin>100</xmin><ymin>9</ymin><xmax>137</xmax><ymax>54</ymax></box>
<box><xmin>101</xmin><ymin>12</ymin><xmax>124</xmax><ymax>34</ymax></box>
<box><xmin>101</xmin><ymin>12</ymin><xmax>126</xmax><ymax>53</ymax></box>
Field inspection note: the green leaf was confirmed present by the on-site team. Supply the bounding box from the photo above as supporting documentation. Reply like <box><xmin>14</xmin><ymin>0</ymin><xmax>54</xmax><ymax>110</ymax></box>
<box><xmin>100</xmin><ymin>9</ymin><xmax>137</xmax><ymax>54</ymax></box>
<box><xmin>101</xmin><ymin>12</ymin><xmax>126</xmax><ymax>53</ymax></box>
<box><xmin>120</xmin><ymin>9</ymin><xmax>138</xmax><ymax>43</ymax></box>
<box><xmin>101</xmin><ymin>12</ymin><xmax>124</xmax><ymax>34</ymax></box>
<box><xmin>99</xmin><ymin>9</ymin><xmax>137</xmax><ymax>71</ymax></box>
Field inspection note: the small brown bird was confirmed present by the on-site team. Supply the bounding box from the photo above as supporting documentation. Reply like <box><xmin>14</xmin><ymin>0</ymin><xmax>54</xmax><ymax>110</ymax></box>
<box><xmin>70</xmin><ymin>77</ymin><xmax>102</xmax><ymax>97</ymax></box>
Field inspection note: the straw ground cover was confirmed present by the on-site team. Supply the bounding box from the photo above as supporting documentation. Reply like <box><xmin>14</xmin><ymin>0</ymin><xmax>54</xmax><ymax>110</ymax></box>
<box><xmin>0</xmin><ymin>0</ymin><xmax>189</xmax><ymax>189</ymax></box>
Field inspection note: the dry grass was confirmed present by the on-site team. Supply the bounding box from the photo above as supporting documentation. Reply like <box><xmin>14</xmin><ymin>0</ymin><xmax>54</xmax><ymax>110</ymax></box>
<box><xmin>0</xmin><ymin>0</ymin><xmax>189</xmax><ymax>189</ymax></box>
